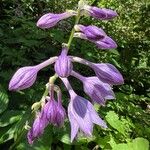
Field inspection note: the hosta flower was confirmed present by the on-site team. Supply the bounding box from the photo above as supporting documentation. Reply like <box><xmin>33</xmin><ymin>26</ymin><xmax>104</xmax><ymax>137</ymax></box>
<box><xmin>74</xmin><ymin>27</ymin><xmax>117</xmax><ymax>49</ymax></box>
<box><xmin>54</xmin><ymin>47</ymin><xmax>73</xmax><ymax>77</ymax></box>
<box><xmin>9</xmin><ymin>66</ymin><xmax>39</xmax><ymax>91</ymax></box>
<box><xmin>43</xmin><ymin>87</ymin><xmax>58</xmax><ymax>124</ymax></box>
<box><xmin>27</xmin><ymin>112</ymin><xmax>48</xmax><ymax>144</ymax></box>
<box><xmin>95</xmin><ymin>36</ymin><xmax>117</xmax><ymax>49</ymax></box>
<box><xmin>55</xmin><ymin>89</ymin><xmax>66</xmax><ymax>126</ymax></box>
<box><xmin>83</xmin><ymin>5</ymin><xmax>118</xmax><ymax>20</ymax></box>
<box><xmin>74</xmin><ymin>25</ymin><xmax>106</xmax><ymax>40</ymax></box>
<box><xmin>37</xmin><ymin>12</ymin><xmax>75</xmax><ymax>29</ymax></box>
<box><xmin>71</xmin><ymin>71</ymin><xmax>115</xmax><ymax>105</ymax></box>
<box><xmin>68</xmin><ymin>92</ymin><xmax>107</xmax><ymax>142</ymax></box>
<box><xmin>91</xmin><ymin>63</ymin><xmax>124</xmax><ymax>85</ymax></box>
<box><xmin>9</xmin><ymin>57</ymin><xmax>57</xmax><ymax>91</ymax></box>
<box><xmin>55</xmin><ymin>103</ymin><xmax>66</xmax><ymax>126</ymax></box>
<box><xmin>61</xmin><ymin>78</ymin><xmax>107</xmax><ymax>142</ymax></box>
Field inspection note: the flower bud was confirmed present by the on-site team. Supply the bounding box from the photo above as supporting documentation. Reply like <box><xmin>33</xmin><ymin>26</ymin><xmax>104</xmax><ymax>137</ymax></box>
<box><xmin>75</xmin><ymin>25</ymin><xmax>106</xmax><ymax>40</ymax></box>
<box><xmin>95</xmin><ymin>36</ymin><xmax>117</xmax><ymax>49</ymax></box>
<box><xmin>9</xmin><ymin>66</ymin><xmax>39</xmax><ymax>91</ymax></box>
<box><xmin>83</xmin><ymin>5</ymin><xmax>118</xmax><ymax>20</ymax></box>
<box><xmin>27</xmin><ymin>112</ymin><xmax>48</xmax><ymax>144</ymax></box>
<box><xmin>83</xmin><ymin>77</ymin><xmax>115</xmax><ymax>105</ymax></box>
<box><xmin>71</xmin><ymin>71</ymin><xmax>115</xmax><ymax>105</ymax></box>
<box><xmin>54</xmin><ymin>48</ymin><xmax>73</xmax><ymax>77</ymax></box>
<box><xmin>55</xmin><ymin>103</ymin><xmax>66</xmax><ymax>127</ymax></box>
<box><xmin>37</xmin><ymin>12</ymin><xmax>75</xmax><ymax>29</ymax></box>
<box><xmin>43</xmin><ymin>97</ymin><xmax>57</xmax><ymax>124</ymax></box>
<box><xmin>91</xmin><ymin>63</ymin><xmax>124</xmax><ymax>85</ymax></box>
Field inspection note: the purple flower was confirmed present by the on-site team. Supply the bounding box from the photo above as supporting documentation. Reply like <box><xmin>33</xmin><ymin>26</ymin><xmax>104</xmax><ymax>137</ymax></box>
<box><xmin>9</xmin><ymin>57</ymin><xmax>58</xmax><ymax>91</ymax></box>
<box><xmin>27</xmin><ymin>112</ymin><xmax>48</xmax><ymax>144</ymax></box>
<box><xmin>43</xmin><ymin>87</ymin><xmax>58</xmax><ymax>124</ymax></box>
<box><xmin>74</xmin><ymin>26</ymin><xmax>117</xmax><ymax>49</ymax></box>
<box><xmin>37</xmin><ymin>12</ymin><xmax>75</xmax><ymax>29</ymax></box>
<box><xmin>9</xmin><ymin>66</ymin><xmax>39</xmax><ymax>91</ymax></box>
<box><xmin>95</xmin><ymin>36</ymin><xmax>117</xmax><ymax>49</ymax></box>
<box><xmin>54</xmin><ymin>48</ymin><xmax>73</xmax><ymax>78</ymax></box>
<box><xmin>68</xmin><ymin>92</ymin><xmax>107</xmax><ymax>142</ymax></box>
<box><xmin>61</xmin><ymin>78</ymin><xmax>107</xmax><ymax>142</ymax></box>
<box><xmin>83</xmin><ymin>5</ymin><xmax>118</xmax><ymax>20</ymax></box>
<box><xmin>91</xmin><ymin>63</ymin><xmax>124</xmax><ymax>85</ymax></box>
<box><xmin>55</xmin><ymin>103</ymin><xmax>66</xmax><ymax>127</ymax></box>
<box><xmin>75</xmin><ymin>25</ymin><xmax>106</xmax><ymax>40</ymax></box>
<box><xmin>71</xmin><ymin>71</ymin><xmax>115</xmax><ymax>105</ymax></box>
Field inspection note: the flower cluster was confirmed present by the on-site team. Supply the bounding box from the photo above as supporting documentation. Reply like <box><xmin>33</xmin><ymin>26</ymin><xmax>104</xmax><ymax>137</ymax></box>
<box><xmin>9</xmin><ymin>0</ymin><xmax>124</xmax><ymax>144</ymax></box>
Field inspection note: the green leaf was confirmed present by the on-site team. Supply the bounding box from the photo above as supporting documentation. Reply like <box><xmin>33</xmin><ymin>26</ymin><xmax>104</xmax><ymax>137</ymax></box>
<box><xmin>0</xmin><ymin>124</ymin><xmax>17</xmax><ymax>144</ymax></box>
<box><xmin>112</xmin><ymin>137</ymin><xmax>149</xmax><ymax>150</ymax></box>
<box><xmin>131</xmin><ymin>138</ymin><xmax>149</xmax><ymax>150</ymax></box>
<box><xmin>105</xmin><ymin>111</ymin><xmax>126</xmax><ymax>135</ymax></box>
<box><xmin>14</xmin><ymin>109</ymin><xmax>32</xmax><ymax>141</ymax></box>
<box><xmin>0</xmin><ymin>90</ymin><xmax>9</xmax><ymax>114</ymax></box>
<box><xmin>0</xmin><ymin>110</ymin><xmax>23</xmax><ymax>127</ymax></box>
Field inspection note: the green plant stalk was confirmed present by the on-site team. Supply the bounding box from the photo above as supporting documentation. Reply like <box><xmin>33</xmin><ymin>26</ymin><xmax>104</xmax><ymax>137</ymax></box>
<box><xmin>67</xmin><ymin>9</ymin><xmax>81</xmax><ymax>49</ymax></box>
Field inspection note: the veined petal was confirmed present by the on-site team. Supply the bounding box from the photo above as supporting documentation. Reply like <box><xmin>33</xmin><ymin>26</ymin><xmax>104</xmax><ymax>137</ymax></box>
<box><xmin>93</xmin><ymin>63</ymin><xmax>124</xmax><ymax>85</ymax></box>
<box><xmin>68</xmin><ymin>103</ymin><xmax>79</xmax><ymax>142</ymax></box>
<box><xmin>86</xmin><ymin>101</ymin><xmax>107</xmax><ymax>128</ymax></box>
<box><xmin>71</xmin><ymin>96</ymin><xmax>93</xmax><ymax>136</ymax></box>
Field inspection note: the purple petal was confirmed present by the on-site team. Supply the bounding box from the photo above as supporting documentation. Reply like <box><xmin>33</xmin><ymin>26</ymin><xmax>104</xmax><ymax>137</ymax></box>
<box><xmin>86</xmin><ymin>101</ymin><xmax>107</xmax><ymax>128</ymax></box>
<box><xmin>54</xmin><ymin>47</ymin><xmax>73</xmax><ymax>78</ymax></box>
<box><xmin>84</xmin><ymin>77</ymin><xmax>115</xmax><ymax>105</ymax></box>
<box><xmin>84</xmin><ymin>5</ymin><xmax>118</xmax><ymax>20</ymax></box>
<box><xmin>68</xmin><ymin>103</ymin><xmax>79</xmax><ymax>142</ymax></box>
<box><xmin>95</xmin><ymin>36</ymin><xmax>117</xmax><ymax>49</ymax></box>
<box><xmin>9</xmin><ymin>66</ymin><xmax>38</xmax><ymax>91</ymax></box>
<box><xmin>93</xmin><ymin>63</ymin><xmax>124</xmax><ymax>85</ymax></box>
<box><xmin>71</xmin><ymin>96</ymin><xmax>93</xmax><ymax>136</ymax></box>
<box><xmin>37</xmin><ymin>12</ymin><xmax>75</xmax><ymax>29</ymax></box>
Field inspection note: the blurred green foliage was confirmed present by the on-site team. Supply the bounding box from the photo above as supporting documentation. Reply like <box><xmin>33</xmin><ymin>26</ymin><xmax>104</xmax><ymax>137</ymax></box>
<box><xmin>0</xmin><ymin>0</ymin><xmax>150</xmax><ymax>149</ymax></box>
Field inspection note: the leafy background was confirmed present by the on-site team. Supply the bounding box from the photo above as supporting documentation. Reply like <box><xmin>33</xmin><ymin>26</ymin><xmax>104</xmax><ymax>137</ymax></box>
<box><xmin>0</xmin><ymin>0</ymin><xmax>149</xmax><ymax>149</ymax></box>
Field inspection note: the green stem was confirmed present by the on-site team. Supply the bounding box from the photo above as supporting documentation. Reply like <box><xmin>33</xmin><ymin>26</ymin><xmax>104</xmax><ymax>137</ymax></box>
<box><xmin>67</xmin><ymin>10</ymin><xmax>81</xmax><ymax>49</ymax></box>
<box><xmin>9</xmin><ymin>129</ymin><xmax>26</xmax><ymax>150</ymax></box>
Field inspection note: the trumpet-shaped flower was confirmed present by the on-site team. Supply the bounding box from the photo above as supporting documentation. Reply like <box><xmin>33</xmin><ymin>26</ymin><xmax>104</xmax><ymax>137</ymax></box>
<box><xmin>61</xmin><ymin>78</ymin><xmax>107</xmax><ymax>142</ymax></box>
<box><xmin>68</xmin><ymin>92</ymin><xmax>107</xmax><ymax>142</ymax></box>
<box><xmin>71</xmin><ymin>71</ymin><xmax>115</xmax><ymax>105</ymax></box>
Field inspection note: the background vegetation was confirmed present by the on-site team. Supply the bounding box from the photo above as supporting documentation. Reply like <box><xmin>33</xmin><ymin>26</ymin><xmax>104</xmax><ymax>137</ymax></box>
<box><xmin>0</xmin><ymin>0</ymin><xmax>149</xmax><ymax>149</ymax></box>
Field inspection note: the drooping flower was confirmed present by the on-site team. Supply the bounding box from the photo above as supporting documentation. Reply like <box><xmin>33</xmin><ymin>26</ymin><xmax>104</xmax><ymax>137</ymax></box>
<box><xmin>54</xmin><ymin>47</ymin><xmax>73</xmax><ymax>78</ymax></box>
<box><xmin>42</xmin><ymin>86</ymin><xmax>58</xmax><ymax>124</ymax></box>
<box><xmin>71</xmin><ymin>71</ymin><xmax>115</xmax><ymax>105</ymax></box>
<box><xmin>83</xmin><ymin>5</ymin><xmax>118</xmax><ymax>20</ymax></box>
<box><xmin>74</xmin><ymin>25</ymin><xmax>106</xmax><ymax>40</ymax></box>
<box><xmin>68</xmin><ymin>93</ymin><xmax>107</xmax><ymax>142</ymax></box>
<box><xmin>61</xmin><ymin>78</ymin><xmax>107</xmax><ymax>142</ymax></box>
<box><xmin>55</xmin><ymin>103</ymin><xmax>66</xmax><ymax>127</ymax></box>
<box><xmin>27</xmin><ymin>112</ymin><xmax>48</xmax><ymax>144</ymax></box>
<box><xmin>55</xmin><ymin>88</ymin><xmax>66</xmax><ymax>126</ymax></box>
<box><xmin>37</xmin><ymin>12</ymin><xmax>76</xmax><ymax>29</ymax></box>
<box><xmin>9</xmin><ymin>66</ymin><xmax>39</xmax><ymax>91</ymax></box>
<box><xmin>91</xmin><ymin>63</ymin><xmax>124</xmax><ymax>85</ymax></box>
